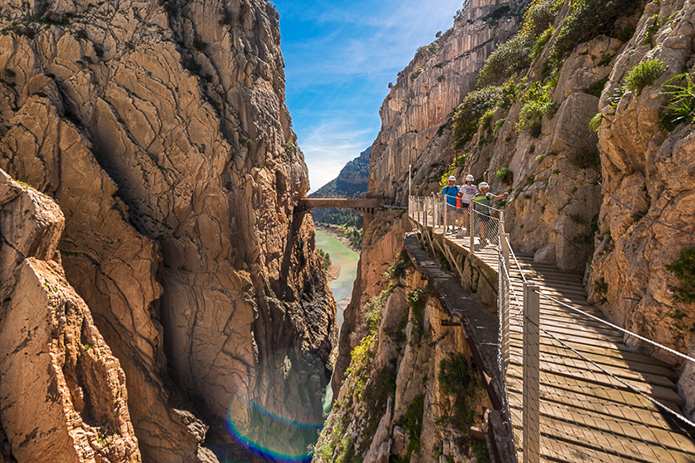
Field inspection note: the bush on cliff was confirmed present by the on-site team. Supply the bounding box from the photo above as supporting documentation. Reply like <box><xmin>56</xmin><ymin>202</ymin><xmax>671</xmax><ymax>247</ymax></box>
<box><xmin>660</xmin><ymin>73</ymin><xmax>695</xmax><ymax>129</ymax></box>
<box><xmin>516</xmin><ymin>80</ymin><xmax>555</xmax><ymax>135</ymax></box>
<box><xmin>625</xmin><ymin>58</ymin><xmax>666</xmax><ymax>92</ymax></box>
<box><xmin>477</xmin><ymin>0</ymin><xmax>557</xmax><ymax>87</ymax></box>
<box><xmin>452</xmin><ymin>87</ymin><xmax>503</xmax><ymax>149</ymax></box>
<box><xmin>549</xmin><ymin>0</ymin><xmax>641</xmax><ymax>68</ymax></box>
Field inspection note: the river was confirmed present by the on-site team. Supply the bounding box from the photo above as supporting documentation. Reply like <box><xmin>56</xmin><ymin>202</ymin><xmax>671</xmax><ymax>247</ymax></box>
<box><xmin>315</xmin><ymin>230</ymin><xmax>359</xmax><ymax>329</ymax></box>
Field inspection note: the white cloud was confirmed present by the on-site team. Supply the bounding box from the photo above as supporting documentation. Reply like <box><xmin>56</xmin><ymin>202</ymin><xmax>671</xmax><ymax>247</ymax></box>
<box><xmin>298</xmin><ymin>120</ymin><xmax>374</xmax><ymax>193</ymax></box>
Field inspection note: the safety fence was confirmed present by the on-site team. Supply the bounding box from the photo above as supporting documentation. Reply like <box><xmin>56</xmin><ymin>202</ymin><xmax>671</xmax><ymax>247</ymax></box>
<box><xmin>408</xmin><ymin>193</ymin><xmax>503</xmax><ymax>253</ymax></box>
<box><xmin>409</xmin><ymin>194</ymin><xmax>695</xmax><ymax>463</ymax></box>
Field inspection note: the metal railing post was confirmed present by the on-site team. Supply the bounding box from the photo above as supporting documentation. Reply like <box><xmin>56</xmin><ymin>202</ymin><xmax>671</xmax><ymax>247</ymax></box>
<box><xmin>425</xmin><ymin>197</ymin><xmax>430</xmax><ymax>229</ymax></box>
<box><xmin>443</xmin><ymin>197</ymin><xmax>448</xmax><ymax>234</ymax></box>
<box><xmin>501</xmin><ymin>233</ymin><xmax>510</xmax><ymax>275</ymax></box>
<box><xmin>523</xmin><ymin>283</ymin><xmax>541</xmax><ymax>463</ymax></box>
<box><xmin>469</xmin><ymin>205</ymin><xmax>475</xmax><ymax>254</ymax></box>
<box><xmin>434</xmin><ymin>197</ymin><xmax>439</xmax><ymax>229</ymax></box>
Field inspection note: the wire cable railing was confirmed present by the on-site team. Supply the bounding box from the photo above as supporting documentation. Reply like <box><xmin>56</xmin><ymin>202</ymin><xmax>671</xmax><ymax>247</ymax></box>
<box><xmin>408</xmin><ymin>194</ymin><xmax>695</xmax><ymax>463</ymax></box>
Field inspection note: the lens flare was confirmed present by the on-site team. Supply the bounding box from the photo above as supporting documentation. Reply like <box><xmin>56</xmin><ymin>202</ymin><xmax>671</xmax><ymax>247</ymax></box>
<box><xmin>226</xmin><ymin>349</ymin><xmax>328</xmax><ymax>462</ymax></box>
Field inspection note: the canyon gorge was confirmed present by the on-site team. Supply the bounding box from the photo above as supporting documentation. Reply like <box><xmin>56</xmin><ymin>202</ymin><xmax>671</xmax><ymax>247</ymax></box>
<box><xmin>1</xmin><ymin>0</ymin><xmax>695</xmax><ymax>462</ymax></box>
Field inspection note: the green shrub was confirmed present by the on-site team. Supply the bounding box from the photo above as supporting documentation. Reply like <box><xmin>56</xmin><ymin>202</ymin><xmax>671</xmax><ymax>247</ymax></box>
<box><xmin>493</xmin><ymin>118</ymin><xmax>506</xmax><ymax>135</ymax></box>
<box><xmin>396</xmin><ymin>395</ymin><xmax>425</xmax><ymax>460</ymax></box>
<box><xmin>520</xmin><ymin>0</ymin><xmax>559</xmax><ymax>38</ymax></box>
<box><xmin>452</xmin><ymin>87</ymin><xmax>502</xmax><ymax>149</ymax></box>
<box><xmin>495</xmin><ymin>167</ymin><xmax>513</xmax><ymax>184</ymax></box>
<box><xmin>479</xmin><ymin>108</ymin><xmax>496</xmax><ymax>131</ymax></box>
<box><xmin>411</xmin><ymin>68</ymin><xmax>424</xmax><ymax>81</ymax></box>
<box><xmin>625</xmin><ymin>58</ymin><xmax>666</xmax><ymax>92</ymax></box>
<box><xmin>439</xmin><ymin>154</ymin><xmax>468</xmax><ymax>186</ymax></box>
<box><xmin>316</xmin><ymin>249</ymin><xmax>331</xmax><ymax>270</ymax></box>
<box><xmin>478</xmin><ymin>0</ymin><xmax>558</xmax><ymax>86</ymax></box>
<box><xmin>407</xmin><ymin>287</ymin><xmax>428</xmax><ymax>325</ymax></box>
<box><xmin>549</xmin><ymin>0</ymin><xmax>641</xmax><ymax>68</ymax></box>
<box><xmin>589</xmin><ymin>112</ymin><xmax>603</xmax><ymax>132</ymax></box>
<box><xmin>383</xmin><ymin>252</ymin><xmax>410</xmax><ymax>280</ymax></box>
<box><xmin>616</xmin><ymin>25</ymin><xmax>636</xmax><ymax>42</ymax></box>
<box><xmin>666</xmin><ymin>248</ymin><xmax>695</xmax><ymax>303</ymax></box>
<box><xmin>477</xmin><ymin>34</ymin><xmax>533</xmax><ymax>87</ymax></box>
<box><xmin>438</xmin><ymin>353</ymin><xmax>482</xmax><ymax>449</ymax></box>
<box><xmin>516</xmin><ymin>81</ymin><xmax>555</xmax><ymax>134</ymax></box>
<box><xmin>643</xmin><ymin>14</ymin><xmax>660</xmax><ymax>45</ymax></box>
<box><xmin>364</xmin><ymin>288</ymin><xmax>394</xmax><ymax>333</ymax></box>
<box><xmin>530</xmin><ymin>25</ymin><xmax>555</xmax><ymax>59</ymax></box>
<box><xmin>660</xmin><ymin>73</ymin><xmax>695</xmax><ymax>129</ymax></box>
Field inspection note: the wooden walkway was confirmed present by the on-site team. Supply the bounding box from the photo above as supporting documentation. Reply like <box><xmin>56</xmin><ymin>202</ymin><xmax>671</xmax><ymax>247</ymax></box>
<box><xmin>409</xmin><ymin>212</ymin><xmax>695</xmax><ymax>463</ymax></box>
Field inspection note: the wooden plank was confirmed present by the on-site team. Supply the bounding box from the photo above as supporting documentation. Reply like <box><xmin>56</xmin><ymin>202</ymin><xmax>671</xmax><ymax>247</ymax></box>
<box><xmin>508</xmin><ymin>360</ymin><xmax>682</xmax><ymax>405</ymax></box>
<box><xmin>509</xmin><ymin>319</ymin><xmax>624</xmax><ymax>343</ymax></box>
<box><xmin>510</xmin><ymin>327</ymin><xmax>635</xmax><ymax>354</ymax></box>
<box><xmin>510</xmin><ymin>411</ymin><xmax>693</xmax><ymax>463</ymax></box>
<box><xmin>507</xmin><ymin>367</ymin><xmax>683</xmax><ymax>408</ymax></box>
<box><xmin>510</xmin><ymin>323</ymin><xmax>625</xmax><ymax>346</ymax></box>
<box><xmin>508</xmin><ymin>331</ymin><xmax>672</xmax><ymax>367</ymax></box>
<box><xmin>507</xmin><ymin>400</ymin><xmax>695</xmax><ymax>454</ymax></box>
<box><xmin>509</xmin><ymin>282</ymin><xmax>589</xmax><ymax>300</ymax></box>
<box><xmin>508</xmin><ymin>339</ymin><xmax>678</xmax><ymax>380</ymax></box>
<box><xmin>505</xmin><ymin>380</ymin><xmax>679</xmax><ymax>426</ymax></box>
<box><xmin>508</xmin><ymin>350</ymin><xmax>678</xmax><ymax>389</ymax></box>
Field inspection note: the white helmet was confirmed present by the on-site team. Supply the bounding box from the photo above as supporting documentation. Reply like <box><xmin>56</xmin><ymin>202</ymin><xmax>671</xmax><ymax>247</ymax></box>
<box><xmin>479</xmin><ymin>182</ymin><xmax>489</xmax><ymax>189</ymax></box>
<box><xmin>465</xmin><ymin>174</ymin><xmax>474</xmax><ymax>182</ymax></box>
<box><xmin>448</xmin><ymin>175</ymin><xmax>456</xmax><ymax>182</ymax></box>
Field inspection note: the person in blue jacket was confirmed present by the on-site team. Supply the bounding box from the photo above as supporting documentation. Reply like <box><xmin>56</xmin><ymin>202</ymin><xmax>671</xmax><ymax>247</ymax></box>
<box><xmin>441</xmin><ymin>175</ymin><xmax>459</xmax><ymax>233</ymax></box>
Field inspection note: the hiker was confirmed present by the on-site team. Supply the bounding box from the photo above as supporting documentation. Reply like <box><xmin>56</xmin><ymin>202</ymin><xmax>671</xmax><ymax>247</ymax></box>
<box><xmin>472</xmin><ymin>182</ymin><xmax>508</xmax><ymax>244</ymax></box>
<box><xmin>441</xmin><ymin>176</ymin><xmax>459</xmax><ymax>233</ymax></box>
<box><xmin>457</xmin><ymin>174</ymin><xmax>478</xmax><ymax>230</ymax></box>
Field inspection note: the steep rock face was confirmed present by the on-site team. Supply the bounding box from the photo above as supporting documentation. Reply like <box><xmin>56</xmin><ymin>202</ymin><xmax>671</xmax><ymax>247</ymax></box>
<box><xmin>367</xmin><ymin>0</ymin><xmax>695</xmax><ymax>419</ymax></box>
<box><xmin>0</xmin><ymin>0</ymin><xmax>336</xmax><ymax>459</ymax></box>
<box><xmin>318</xmin><ymin>262</ymin><xmax>490</xmax><ymax>463</ymax></box>
<box><xmin>333</xmin><ymin>209</ymin><xmax>410</xmax><ymax>393</ymax></box>
<box><xmin>588</xmin><ymin>0</ymin><xmax>695</xmax><ymax>417</ymax></box>
<box><xmin>369</xmin><ymin>0</ymin><xmax>529</xmax><ymax>203</ymax></box>
<box><xmin>0</xmin><ymin>170</ymin><xmax>140</xmax><ymax>462</ymax></box>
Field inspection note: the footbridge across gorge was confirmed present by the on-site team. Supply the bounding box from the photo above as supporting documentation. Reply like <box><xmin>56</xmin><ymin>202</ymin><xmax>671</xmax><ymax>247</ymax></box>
<box><xmin>297</xmin><ymin>198</ymin><xmax>381</xmax><ymax>215</ymax></box>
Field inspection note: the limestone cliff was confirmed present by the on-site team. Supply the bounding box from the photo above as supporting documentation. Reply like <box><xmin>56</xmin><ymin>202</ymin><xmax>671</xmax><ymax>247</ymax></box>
<box><xmin>318</xmin><ymin>252</ymin><xmax>490</xmax><ymax>463</ymax></box>
<box><xmin>0</xmin><ymin>169</ymin><xmax>140</xmax><ymax>462</ymax></box>
<box><xmin>0</xmin><ymin>0</ymin><xmax>336</xmax><ymax>460</ymax></box>
<box><xmin>362</xmin><ymin>0</ymin><xmax>695</xmax><ymax>421</ymax></box>
<box><xmin>369</xmin><ymin>0</ymin><xmax>530</xmax><ymax>203</ymax></box>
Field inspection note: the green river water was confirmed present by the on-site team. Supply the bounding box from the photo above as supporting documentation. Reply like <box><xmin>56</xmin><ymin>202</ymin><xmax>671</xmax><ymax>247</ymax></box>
<box><xmin>315</xmin><ymin>230</ymin><xmax>359</xmax><ymax>329</ymax></box>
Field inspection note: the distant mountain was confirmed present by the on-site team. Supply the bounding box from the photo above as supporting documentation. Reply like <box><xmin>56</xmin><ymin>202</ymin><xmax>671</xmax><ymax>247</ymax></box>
<box><xmin>311</xmin><ymin>148</ymin><xmax>371</xmax><ymax>198</ymax></box>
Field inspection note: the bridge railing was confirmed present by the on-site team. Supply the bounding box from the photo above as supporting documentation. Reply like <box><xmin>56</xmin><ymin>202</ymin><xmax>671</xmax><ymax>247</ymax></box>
<box><xmin>408</xmin><ymin>195</ymin><xmax>695</xmax><ymax>463</ymax></box>
<box><xmin>409</xmin><ymin>193</ymin><xmax>503</xmax><ymax>254</ymax></box>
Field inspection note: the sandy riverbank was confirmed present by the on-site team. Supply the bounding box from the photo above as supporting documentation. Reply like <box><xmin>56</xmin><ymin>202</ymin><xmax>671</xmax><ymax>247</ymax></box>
<box><xmin>315</xmin><ymin>224</ymin><xmax>361</xmax><ymax>253</ymax></box>
<box><xmin>327</xmin><ymin>260</ymin><xmax>341</xmax><ymax>281</ymax></box>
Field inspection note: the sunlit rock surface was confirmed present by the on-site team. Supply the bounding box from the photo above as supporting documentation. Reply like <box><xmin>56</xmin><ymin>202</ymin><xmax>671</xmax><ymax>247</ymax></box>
<box><xmin>0</xmin><ymin>0</ymin><xmax>336</xmax><ymax>460</ymax></box>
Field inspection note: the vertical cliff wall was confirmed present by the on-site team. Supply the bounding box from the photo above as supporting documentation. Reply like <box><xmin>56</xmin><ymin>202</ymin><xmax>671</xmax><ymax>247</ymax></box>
<box><xmin>0</xmin><ymin>0</ymin><xmax>336</xmax><ymax>460</ymax></box>
<box><xmin>369</xmin><ymin>0</ymin><xmax>530</xmax><ymax>203</ymax></box>
<box><xmin>318</xmin><ymin>256</ymin><xmax>490</xmax><ymax>463</ymax></box>
<box><xmin>0</xmin><ymin>170</ymin><xmax>141</xmax><ymax>463</ymax></box>
<box><xmin>363</xmin><ymin>0</ymin><xmax>695</xmax><ymax>419</ymax></box>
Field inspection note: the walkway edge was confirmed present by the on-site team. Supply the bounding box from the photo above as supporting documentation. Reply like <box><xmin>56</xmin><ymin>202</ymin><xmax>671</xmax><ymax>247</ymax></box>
<box><xmin>404</xmin><ymin>233</ymin><xmax>513</xmax><ymax>462</ymax></box>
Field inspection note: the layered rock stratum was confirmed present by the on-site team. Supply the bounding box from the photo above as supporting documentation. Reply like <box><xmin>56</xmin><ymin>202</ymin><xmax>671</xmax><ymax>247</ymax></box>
<box><xmin>0</xmin><ymin>0</ymin><xmax>336</xmax><ymax>461</ymax></box>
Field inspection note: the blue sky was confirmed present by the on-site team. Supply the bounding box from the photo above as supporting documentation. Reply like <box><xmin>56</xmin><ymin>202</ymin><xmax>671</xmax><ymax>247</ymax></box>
<box><xmin>272</xmin><ymin>0</ymin><xmax>464</xmax><ymax>192</ymax></box>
